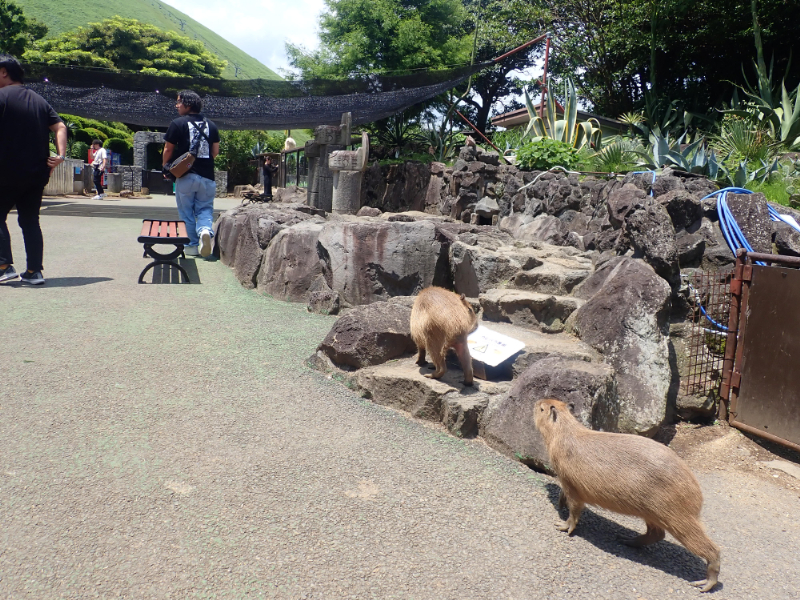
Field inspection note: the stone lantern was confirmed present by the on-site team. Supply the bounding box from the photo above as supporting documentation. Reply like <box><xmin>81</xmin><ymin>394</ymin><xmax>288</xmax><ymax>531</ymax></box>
<box><xmin>329</xmin><ymin>132</ymin><xmax>369</xmax><ymax>215</ymax></box>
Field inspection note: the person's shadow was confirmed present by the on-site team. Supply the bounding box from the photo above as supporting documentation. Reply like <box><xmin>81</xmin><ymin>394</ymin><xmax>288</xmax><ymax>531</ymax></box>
<box><xmin>8</xmin><ymin>276</ymin><xmax>112</xmax><ymax>288</ymax></box>
<box><xmin>543</xmin><ymin>482</ymin><xmax>722</xmax><ymax>592</ymax></box>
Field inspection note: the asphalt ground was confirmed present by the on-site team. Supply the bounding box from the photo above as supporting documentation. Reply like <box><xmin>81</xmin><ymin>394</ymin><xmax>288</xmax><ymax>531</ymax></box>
<box><xmin>1</xmin><ymin>196</ymin><xmax>799</xmax><ymax>599</ymax></box>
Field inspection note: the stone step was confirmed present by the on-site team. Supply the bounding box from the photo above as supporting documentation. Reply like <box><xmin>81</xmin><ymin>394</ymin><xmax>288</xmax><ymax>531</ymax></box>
<box><xmin>352</xmin><ymin>320</ymin><xmax>599</xmax><ymax>438</ymax></box>
<box><xmin>512</xmin><ymin>261</ymin><xmax>592</xmax><ymax>296</ymax></box>
<box><xmin>479</xmin><ymin>288</ymin><xmax>585</xmax><ymax>333</ymax></box>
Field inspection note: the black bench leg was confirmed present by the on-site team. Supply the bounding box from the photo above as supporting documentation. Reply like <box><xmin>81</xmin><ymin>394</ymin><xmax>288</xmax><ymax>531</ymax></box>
<box><xmin>139</xmin><ymin>244</ymin><xmax>191</xmax><ymax>284</ymax></box>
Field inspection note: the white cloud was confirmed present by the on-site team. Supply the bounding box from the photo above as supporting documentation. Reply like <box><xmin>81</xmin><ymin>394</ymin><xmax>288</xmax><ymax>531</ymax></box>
<box><xmin>162</xmin><ymin>0</ymin><xmax>327</xmax><ymax>75</ymax></box>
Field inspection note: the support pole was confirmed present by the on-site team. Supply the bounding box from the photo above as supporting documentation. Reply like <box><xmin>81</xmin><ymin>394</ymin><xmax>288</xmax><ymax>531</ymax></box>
<box><xmin>539</xmin><ymin>34</ymin><xmax>551</xmax><ymax>118</ymax></box>
<box><xmin>454</xmin><ymin>109</ymin><xmax>509</xmax><ymax>164</ymax></box>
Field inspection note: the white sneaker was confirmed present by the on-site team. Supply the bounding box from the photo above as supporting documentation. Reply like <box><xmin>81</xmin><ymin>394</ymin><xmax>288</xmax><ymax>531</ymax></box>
<box><xmin>91</xmin><ymin>195</ymin><xmax>101</xmax><ymax>200</ymax></box>
<box><xmin>184</xmin><ymin>245</ymin><xmax>199</xmax><ymax>256</ymax></box>
<box><xmin>199</xmin><ymin>230</ymin><xmax>212</xmax><ymax>257</ymax></box>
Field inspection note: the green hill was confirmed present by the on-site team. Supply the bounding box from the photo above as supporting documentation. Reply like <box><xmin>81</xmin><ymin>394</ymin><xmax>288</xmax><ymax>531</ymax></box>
<box><xmin>14</xmin><ymin>0</ymin><xmax>281</xmax><ymax>81</ymax></box>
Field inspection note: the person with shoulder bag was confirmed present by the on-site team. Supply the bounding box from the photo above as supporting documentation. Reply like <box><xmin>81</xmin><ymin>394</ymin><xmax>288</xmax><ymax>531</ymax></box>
<box><xmin>162</xmin><ymin>90</ymin><xmax>220</xmax><ymax>257</ymax></box>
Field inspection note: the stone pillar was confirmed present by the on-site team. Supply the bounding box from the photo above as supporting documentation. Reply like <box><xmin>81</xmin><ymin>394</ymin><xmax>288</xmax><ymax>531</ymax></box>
<box><xmin>133</xmin><ymin>131</ymin><xmax>165</xmax><ymax>169</ymax></box>
<box><xmin>330</xmin><ymin>132</ymin><xmax>370</xmax><ymax>215</ymax></box>
<box><xmin>214</xmin><ymin>171</ymin><xmax>228</xmax><ymax>197</ymax></box>
<box><xmin>305</xmin><ymin>112</ymin><xmax>355</xmax><ymax>212</ymax></box>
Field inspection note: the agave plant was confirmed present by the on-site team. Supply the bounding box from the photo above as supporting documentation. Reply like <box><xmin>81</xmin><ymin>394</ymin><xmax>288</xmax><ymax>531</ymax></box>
<box><xmin>727</xmin><ymin>80</ymin><xmax>800</xmax><ymax>151</ymax></box>
<box><xmin>634</xmin><ymin>130</ymin><xmax>723</xmax><ymax>179</ymax></box>
<box><xmin>523</xmin><ymin>78</ymin><xmax>602</xmax><ymax>150</ymax></box>
<box><xmin>727</xmin><ymin>158</ymin><xmax>780</xmax><ymax>188</ymax></box>
<box><xmin>592</xmin><ymin>137</ymin><xmax>641</xmax><ymax>172</ymax></box>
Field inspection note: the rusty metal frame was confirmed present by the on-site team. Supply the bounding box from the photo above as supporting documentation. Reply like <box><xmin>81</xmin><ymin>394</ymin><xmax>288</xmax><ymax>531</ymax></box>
<box><xmin>720</xmin><ymin>249</ymin><xmax>800</xmax><ymax>452</ymax></box>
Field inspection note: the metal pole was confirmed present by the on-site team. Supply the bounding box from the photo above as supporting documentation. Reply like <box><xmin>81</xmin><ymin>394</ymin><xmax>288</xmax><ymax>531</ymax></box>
<box><xmin>539</xmin><ymin>34</ymin><xmax>551</xmax><ymax>119</ymax></box>
<box><xmin>454</xmin><ymin>109</ymin><xmax>509</xmax><ymax>164</ymax></box>
<box><xmin>492</xmin><ymin>33</ymin><xmax>548</xmax><ymax>63</ymax></box>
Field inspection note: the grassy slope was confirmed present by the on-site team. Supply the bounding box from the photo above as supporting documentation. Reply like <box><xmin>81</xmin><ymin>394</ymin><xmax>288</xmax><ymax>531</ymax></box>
<box><xmin>15</xmin><ymin>0</ymin><xmax>280</xmax><ymax>81</ymax></box>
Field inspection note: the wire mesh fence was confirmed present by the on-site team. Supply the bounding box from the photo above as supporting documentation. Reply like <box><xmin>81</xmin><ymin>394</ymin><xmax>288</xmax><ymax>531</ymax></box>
<box><xmin>682</xmin><ymin>270</ymin><xmax>734</xmax><ymax>397</ymax></box>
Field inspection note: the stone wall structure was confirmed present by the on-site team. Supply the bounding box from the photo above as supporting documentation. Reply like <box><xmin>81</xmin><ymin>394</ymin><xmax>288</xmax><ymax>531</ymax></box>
<box><xmin>213</xmin><ymin>146</ymin><xmax>800</xmax><ymax>470</ymax></box>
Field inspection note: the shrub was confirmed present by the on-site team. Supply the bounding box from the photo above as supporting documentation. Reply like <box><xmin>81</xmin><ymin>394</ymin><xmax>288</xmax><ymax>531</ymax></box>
<box><xmin>104</xmin><ymin>137</ymin><xmax>134</xmax><ymax>164</ymax></box>
<box><xmin>70</xmin><ymin>141</ymin><xmax>89</xmax><ymax>161</ymax></box>
<box><xmin>516</xmin><ymin>138</ymin><xmax>580</xmax><ymax>171</ymax></box>
<box><xmin>74</xmin><ymin>127</ymin><xmax>107</xmax><ymax>144</ymax></box>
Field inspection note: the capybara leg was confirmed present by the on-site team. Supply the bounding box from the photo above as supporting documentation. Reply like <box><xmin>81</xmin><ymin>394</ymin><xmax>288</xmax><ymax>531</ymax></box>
<box><xmin>557</xmin><ymin>489</ymin><xmax>566</xmax><ymax>510</ymax></box>
<box><xmin>557</xmin><ymin>496</ymin><xmax>584</xmax><ymax>535</ymax></box>
<box><xmin>621</xmin><ymin>522</ymin><xmax>665</xmax><ymax>548</ymax></box>
<box><xmin>670</xmin><ymin>517</ymin><xmax>721</xmax><ymax>592</ymax></box>
<box><xmin>416</xmin><ymin>346</ymin><xmax>427</xmax><ymax>366</ymax></box>
<box><xmin>424</xmin><ymin>342</ymin><xmax>447</xmax><ymax>380</ymax></box>
<box><xmin>453</xmin><ymin>340</ymin><xmax>473</xmax><ymax>386</ymax></box>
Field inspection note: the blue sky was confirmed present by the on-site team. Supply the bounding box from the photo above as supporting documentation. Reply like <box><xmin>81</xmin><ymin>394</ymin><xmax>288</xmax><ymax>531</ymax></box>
<box><xmin>163</xmin><ymin>0</ymin><xmax>326</xmax><ymax>76</ymax></box>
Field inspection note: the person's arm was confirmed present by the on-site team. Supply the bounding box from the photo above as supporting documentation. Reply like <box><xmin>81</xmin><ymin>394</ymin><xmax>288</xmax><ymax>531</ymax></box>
<box><xmin>163</xmin><ymin>141</ymin><xmax>176</xmax><ymax>166</ymax></box>
<box><xmin>47</xmin><ymin>121</ymin><xmax>68</xmax><ymax>172</ymax></box>
<box><xmin>211</xmin><ymin>142</ymin><xmax>220</xmax><ymax>159</ymax></box>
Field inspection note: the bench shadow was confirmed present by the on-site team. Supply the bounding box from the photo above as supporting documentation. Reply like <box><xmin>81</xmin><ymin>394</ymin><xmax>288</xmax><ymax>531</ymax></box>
<box><xmin>147</xmin><ymin>259</ymin><xmax>201</xmax><ymax>284</ymax></box>
<box><xmin>543</xmin><ymin>482</ymin><xmax>720</xmax><ymax>590</ymax></box>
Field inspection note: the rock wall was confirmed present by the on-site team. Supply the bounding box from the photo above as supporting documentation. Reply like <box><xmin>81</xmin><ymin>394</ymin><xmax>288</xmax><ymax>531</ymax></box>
<box><xmin>214</xmin><ymin>149</ymin><xmax>800</xmax><ymax>470</ymax></box>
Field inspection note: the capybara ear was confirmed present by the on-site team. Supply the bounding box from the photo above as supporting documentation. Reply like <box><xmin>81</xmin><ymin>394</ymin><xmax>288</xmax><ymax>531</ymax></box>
<box><xmin>460</xmin><ymin>293</ymin><xmax>466</xmax><ymax>301</ymax></box>
<box><xmin>568</xmin><ymin>402</ymin><xmax>576</xmax><ymax>414</ymax></box>
<box><xmin>549</xmin><ymin>404</ymin><xmax>558</xmax><ymax>422</ymax></box>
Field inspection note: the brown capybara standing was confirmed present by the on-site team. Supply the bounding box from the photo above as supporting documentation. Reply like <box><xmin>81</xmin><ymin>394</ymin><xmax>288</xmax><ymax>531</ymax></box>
<box><xmin>534</xmin><ymin>398</ymin><xmax>721</xmax><ymax>593</ymax></box>
<box><xmin>410</xmin><ymin>286</ymin><xmax>478</xmax><ymax>385</ymax></box>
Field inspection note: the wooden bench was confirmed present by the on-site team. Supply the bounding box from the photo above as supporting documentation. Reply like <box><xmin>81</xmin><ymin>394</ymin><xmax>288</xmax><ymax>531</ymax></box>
<box><xmin>137</xmin><ymin>219</ymin><xmax>191</xmax><ymax>284</ymax></box>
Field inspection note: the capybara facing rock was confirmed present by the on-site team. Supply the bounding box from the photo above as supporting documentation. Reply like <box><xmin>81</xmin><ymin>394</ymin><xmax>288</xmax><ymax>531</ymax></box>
<box><xmin>410</xmin><ymin>286</ymin><xmax>478</xmax><ymax>385</ymax></box>
<box><xmin>534</xmin><ymin>398</ymin><xmax>720</xmax><ymax>592</ymax></box>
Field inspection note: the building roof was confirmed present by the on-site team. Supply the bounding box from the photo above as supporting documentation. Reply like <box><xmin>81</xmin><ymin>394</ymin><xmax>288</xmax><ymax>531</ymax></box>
<box><xmin>491</xmin><ymin>107</ymin><xmax>624</xmax><ymax>131</ymax></box>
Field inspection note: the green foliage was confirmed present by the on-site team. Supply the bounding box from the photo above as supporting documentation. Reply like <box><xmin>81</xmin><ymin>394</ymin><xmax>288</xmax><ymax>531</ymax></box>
<box><xmin>711</xmin><ymin>115</ymin><xmax>776</xmax><ymax>166</ymax></box>
<box><xmin>369</xmin><ymin>112</ymin><xmax>423</xmax><ymax>151</ymax></box>
<box><xmin>287</xmin><ymin>0</ymin><xmax>472</xmax><ymax>78</ymax></box>
<box><xmin>545</xmin><ymin>0</ymin><xmax>800</xmax><ymax>116</ymax></box>
<box><xmin>591</xmin><ymin>138</ymin><xmax>641</xmax><ymax>173</ymax></box>
<box><xmin>23</xmin><ymin>17</ymin><xmax>226</xmax><ymax>77</ymax></box>
<box><xmin>523</xmin><ymin>78</ymin><xmax>603</xmax><ymax>150</ymax></box>
<box><xmin>634</xmin><ymin>130</ymin><xmax>723</xmax><ymax>179</ymax></box>
<box><xmin>12</xmin><ymin>0</ymin><xmax>277</xmax><ymax>80</ymax></box>
<box><xmin>727</xmin><ymin>80</ymin><xmax>800</xmax><ymax>151</ymax></box>
<box><xmin>416</xmin><ymin>127</ymin><xmax>464</xmax><ymax>163</ymax></box>
<box><xmin>0</xmin><ymin>0</ymin><xmax>47</xmax><ymax>56</ymax></box>
<box><xmin>104</xmin><ymin>138</ymin><xmax>133</xmax><ymax>164</ymax></box>
<box><xmin>76</xmin><ymin>127</ymin><xmax>107</xmax><ymax>143</ymax></box>
<box><xmin>516</xmin><ymin>139</ymin><xmax>580</xmax><ymax>171</ymax></box>
<box><xmin>69</xmin><ymin>140</ymin><xmax>88</xmax><ymax>160</ymax></box>
<box><xmin>215</xmin><ymin>130</ymin><xmax>286</xmax><ymax>187</ymax></box>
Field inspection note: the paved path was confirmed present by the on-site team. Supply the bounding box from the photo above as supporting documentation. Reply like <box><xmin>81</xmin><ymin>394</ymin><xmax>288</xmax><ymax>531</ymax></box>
<box><xmin>1</xmin><ymin>197</ymin><xmax>799</xmax><ymax>599</ymax></box>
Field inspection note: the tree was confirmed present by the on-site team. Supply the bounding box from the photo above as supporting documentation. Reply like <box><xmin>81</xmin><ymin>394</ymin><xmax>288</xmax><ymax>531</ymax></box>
<box><xmin>288</xmin><ymin>0</ymin><xmax>548</xmax><ymax>134</ymax></box>
<box><xmin>0</xmin><ymin>0</ymin><xmax>47</xmax><ymax>57</ymax></box>
<box><xmin>545</xmin><ymin>0</ymin><xmax>800</xmax><ymax>117</ymax></box>
<box><xmin>459</xmin><ymin>0</ymin><xmax>548</xmax><ymax>134</ymax></box>
<box><xmin>287</xmin><ymin>0</ymin><xmax>472</xmax><ymax>78</ymax></box>
<box><xmin>23</xmin><ymin>17</ymin><xmax>226</xmax><ymax>78</ymax></box>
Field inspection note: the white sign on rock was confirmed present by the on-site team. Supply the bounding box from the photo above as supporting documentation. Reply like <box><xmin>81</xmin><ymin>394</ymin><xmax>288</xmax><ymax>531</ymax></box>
<box><xmin>467</xmin><ymin>325</ymin><xmax>526</xmax><ymax>367</ymax></box>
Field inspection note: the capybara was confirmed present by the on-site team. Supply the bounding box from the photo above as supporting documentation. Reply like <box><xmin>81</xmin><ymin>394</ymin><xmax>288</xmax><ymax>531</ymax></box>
<box><xmin>410</xmin><ymin>286</ymin><xmax>478</xmax><ymax>385</ymax></box>
<box><xmin>534</xmin><ymin>398</ymin><xmax>720</xmax><ymax>592</ymax></box>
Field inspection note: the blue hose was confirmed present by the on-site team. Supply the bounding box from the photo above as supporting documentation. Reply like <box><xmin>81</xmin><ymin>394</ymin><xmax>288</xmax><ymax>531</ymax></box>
<box><xmin>702</xmin><ymin>187</ymin><xmax>766</xmax><ymax>265</ymax></box>
<box><xmin>631</xmin><ymin>170</ymin><xmax>656</xmax><ymax>196</ymax></box>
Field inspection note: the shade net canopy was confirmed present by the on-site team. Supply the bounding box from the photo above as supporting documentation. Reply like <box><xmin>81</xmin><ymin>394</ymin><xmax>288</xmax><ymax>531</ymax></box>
<box><xmin>22</xmin><ymin>62</ymin><xmax>490</xmax><ymax>130</ymax></box>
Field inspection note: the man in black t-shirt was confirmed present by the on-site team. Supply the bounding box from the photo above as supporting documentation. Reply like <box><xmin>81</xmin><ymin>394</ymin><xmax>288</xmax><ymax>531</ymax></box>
<box><xmin>162</xmin><ymin>90</ymin><xmax>220</xmax><ymax>257</ymax></box>
<box><xmin>0</xmin><ymin>54</ymin><xmax>67</xmax><ymax>286</ymax></box>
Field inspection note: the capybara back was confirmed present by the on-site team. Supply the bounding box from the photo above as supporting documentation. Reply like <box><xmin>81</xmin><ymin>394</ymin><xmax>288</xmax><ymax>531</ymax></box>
<box><xmin>410</xmin><ymin>286</ymin><xmax>478</xmax><ymax>385</ymax></box>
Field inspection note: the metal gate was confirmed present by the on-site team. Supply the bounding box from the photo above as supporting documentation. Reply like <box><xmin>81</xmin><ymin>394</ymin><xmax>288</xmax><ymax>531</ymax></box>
<box><xmin>721</xmin><ymin>250</ymin><xmax>800</xmax><ymax>451</ymax></box>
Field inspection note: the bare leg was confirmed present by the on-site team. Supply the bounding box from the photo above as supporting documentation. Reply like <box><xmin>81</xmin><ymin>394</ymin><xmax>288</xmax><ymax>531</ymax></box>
<box><xmin>416</xmin><ymin>345</ymin><xmax>427</xmax><ymax>366</ymax></box>
<box><xmin>424</xmin><ymin>341</ymin><xmax>447</xmax><ymax>380</ymax></box>
<box><xmin>669</xmin><ymin>517</ymin><xmax>721</xmax><ymax>592</ymax></box>
<box><xmin>556</xmin><ymin>490</ymin><xmax>584</xmax><ymax>535</ymax></box>
<box><xmin>621</xmin><ymin>522</ymin><xmax>665</xmax><ymax>548</ymax></box>
<box><xmin>453</xmin><ymin>340</ymin><xmax>473</xmax><ymax>386</ymax></box>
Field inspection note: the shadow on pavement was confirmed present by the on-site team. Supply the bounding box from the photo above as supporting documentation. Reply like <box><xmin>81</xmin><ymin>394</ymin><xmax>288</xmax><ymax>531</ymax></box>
<box><xmin>45</xmin><ymin>276</ymin><xmax>114</xmax><ymax>288</ymax></box>
<box><xmin>543</xmin><ymin>483</ymin><xmax>717</xmax><ymax>589</ymax></box>
<box><xmin>146</xmin><ymin>259</ymin><xmax>201</xmax><ymax>284</ymax></box>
